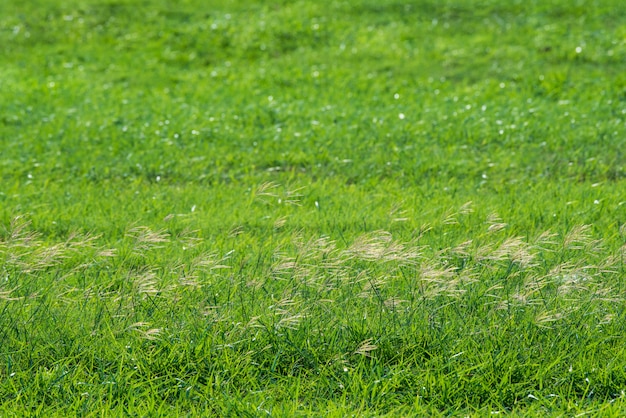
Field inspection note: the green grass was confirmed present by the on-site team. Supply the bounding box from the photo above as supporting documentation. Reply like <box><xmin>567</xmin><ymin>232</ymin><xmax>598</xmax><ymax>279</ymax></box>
<box><xmin>1</xmin><ymin>0</ymin><xmax>626</xmax><ymax>415</ymax></box>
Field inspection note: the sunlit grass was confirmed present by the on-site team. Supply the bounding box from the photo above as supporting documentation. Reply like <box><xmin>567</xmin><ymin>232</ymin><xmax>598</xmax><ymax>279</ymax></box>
<box><xmin>1</xmin><ymin>0</ymin><xmax>626</xmax><ymax>415</ymax></box>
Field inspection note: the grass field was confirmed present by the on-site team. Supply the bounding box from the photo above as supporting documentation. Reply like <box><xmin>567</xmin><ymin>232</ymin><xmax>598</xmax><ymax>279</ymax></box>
<box><xmin>1</xmin><ymin>0</ymin><xmax>626</xmax><ymax>415</ymax></box>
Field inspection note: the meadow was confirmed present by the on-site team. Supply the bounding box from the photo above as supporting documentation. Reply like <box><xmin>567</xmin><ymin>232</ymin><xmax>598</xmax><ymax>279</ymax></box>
<box><xmin>1</xmin><ymin>0</ymin><xmax>626</xmax><ymax>415</ymax></box>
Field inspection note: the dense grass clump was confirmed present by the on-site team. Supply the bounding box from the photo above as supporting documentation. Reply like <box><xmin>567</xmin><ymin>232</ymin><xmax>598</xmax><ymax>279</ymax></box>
<box><xmin>1</xmin><ymin>0</ymin><xmax>626</xmax><ymax>415</ymax></box>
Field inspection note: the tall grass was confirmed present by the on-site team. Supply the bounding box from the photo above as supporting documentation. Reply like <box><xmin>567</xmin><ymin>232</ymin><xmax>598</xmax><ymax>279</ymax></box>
<box><xmin>1</xmin><ymin>0</ymin><xmax>626</xmax><ymax>414</ymax></box>
<box><xmin>1</xmin><ymin>208</ymin><xmax>625</xmax><ymax>414</ymax></box>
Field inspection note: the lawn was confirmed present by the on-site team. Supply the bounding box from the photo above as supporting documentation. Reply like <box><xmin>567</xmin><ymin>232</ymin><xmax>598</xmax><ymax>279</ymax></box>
<box><xmin>1</xmin><ymin>0</ymin><xmax>626</xmax><ymax>415</ymax></box>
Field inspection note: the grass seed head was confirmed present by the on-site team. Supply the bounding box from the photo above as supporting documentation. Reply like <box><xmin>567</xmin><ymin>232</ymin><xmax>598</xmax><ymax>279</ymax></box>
<box><xmin>354</xmin><ymin>338</ymin><xmax>378</xmax><ymax>357</ymax></box>
<box><xmin>563</xmin><ymin>225</ymin><xmax>594</xmax><ymax>250</ymax></box>
<box><xmin>126</xmin><ymin>226</ymin><xmax>170</xmax><ymax>252</ymax></box>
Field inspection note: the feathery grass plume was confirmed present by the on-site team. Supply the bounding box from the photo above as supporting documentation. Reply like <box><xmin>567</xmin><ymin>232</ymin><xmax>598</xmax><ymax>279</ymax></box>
<box><xmin>228</xmin><ymin>225</ymin><xmax>244</xmax><ymax>238</ymax></box>
<box><xmin>342</xmin><ymin>230</ymin><xmax>420</xmax><ymax>265</ymax></box>
<box><xmin>282</xmin><ymin>186</ymin><xmax>305</xmax><ymax>206</ymax></box>
<box><xmin>132</xmin><ymin>268</ymin><xmax>159</xmax><ymax>299</ymax></box>
<box><xmin>273</xmin><ymin>216</ymin><xmax>287</xmax><ymax>230</ymax></box>
<box><xmin>474</xmin><ymin>241</ymin><xmax>495</xmax><ymax>263</ymax></box>
<box><xmin>254</xmin><ymin>181</ymin><xmax>279</xmax><ymax>197</ymax></box>
<box><xmin>534</xmin><ymin>310</ymin><xmax>567</xmax><ymax>328</ymax></box>
<box><xmin>245</xmin><ymin>315</ymin><xmax>263</xmax><ymax>329</ymax></box>
<box><xmin>174</xmin><ymin>227</ymin><xmax>202</xmax><ymax>249</ymax></box>
<box><xmin>56</xmin><ymin>286</ymin><xmax>84</xmax><ymax>304</ymax></box>
<box><xmin>295</xmin><ymin>235</ymin><xmax>338</xmax><ymax>260</ymax></box>
<box><xmin>245</xmin><ymin>277</ymin><xmax>265</xmax><ymax>290</ymax></box>
<box><xmin>1</xmin><ymin>216</ymin><xmax>40</xmax><ymax>248</ymax></box>
<box><xmin>415</xmin><ymin>223</ymin><xmax>433</xmax><ymax>238</ymax></box>
<box><xmin>562</xmin><ymin>225</ymin><xmax>596</xmax><ymax>251</ymax></box>
<box><xmin>548</xmin><ymin>261</ymin><xmax>577</xmax><ymax>276</ymax></box>
<box><xmin>286</xmin><ymin>236</ymin><xmax>344</xmax><ymax>287</ymax></box>
<box><xmin>127</xmin><ymin>322</ymin><xmax>162</xmax><ymax>340</ymax></box>
<box><xmin>268</xmin><ymin>298</ymin><xmax>297</xmax><ymax>314</ymax></box>
<box><xmin>271</xmin><ymin>256</ymin><xmax>299</xmax><ymax>277</ymax></box>
<box><xmin>479</xmin><ymin>236</ymin><xmax>536</xmax><ymax>268</ymax></box>
<box><xmin>192</xmin><ymin>251</ymin><xmax>232</xmax><ymax>272</ymax></box>
<box><xmin>457</xmin><ymin>269</ymin><xmax>480</xmax><ymax>287</ymax></box>
<box><xmin>441</xmin><ymin>201</ymin><xmax>473</xmax><ymax>226</ymax></box>
<box><xmin>0</xmin><ymin>288</ymin><xmax>22</xmax><ymax>301</ymax></box>
<box><xmin>142</xmin><ymin>328</ymin><xmax>162</xmax><ymax>340</ymax></box>
<box><xmin>261</xmin><ymin>298</ymin><xmax>305</xmax><ymax>331</ymax></box>
<box><xmin>549</xmin><ymin>255</ymin><xmax>615</xmax><ymax>282</ymax></box>
<box><xmin>486</xmin><ymin>213</ymin><xmax>507</xmax><ymax>233</ymax></box>
<box><xmin>253</xmin><ymin>181</ymin><xmax>280</xmax><ymax>204</ymax></box>
<box><xmin>459</xmin><ymin>201</ymin><xmax>474</xmax><ymax>215</ymax></box>
<box><xmin>416</xmin><ymin>257</ymin><xmax>479</xmax><ymax>299</ymax></box>
<box><xmin>17</xmin><ymin>232</ymin><xmax>103</xmax><ymax>276</ymax></box>
<box><xmin>253</xmin><ymin>181</ymin><xmax>304</xmax><ymax>206</ymax></box>
<box><xmin>523</xmin><ymin>273</ymin><xmax>551</xmax><ymax>296</ymax></box>
<box><xmin>496</xmin><ymin>291</ymin><xmax>523</xmax><ymax>311</ymax></box>
<box><xmin>275</xmin><ymin>313</ymin><xmax>303</xmax><ymax>330</ymax></box>
<box><xmin>162</xmin><ymin>213</ymin><xmax>176</xmax><ymax>222</ymax></box>
<box><xmin>350</xmin><ymin>270</ymin><xmax>371</xmax><ymax>286</ymax></box>
<box><xmin>16</xmin><ymin>243</ymin><xmax>68</xmax><ymax>273</ymax></box>
<box><xmin>532</xmin><ymin>229</ymin><xmax>559</xmax><ymax>251</ymax></box>
<box><xmin>419</xmin><ymin>262</ymin><xmax>457</xmax><ymax>282</ymax></box>
<box><xmin>504</xmin><ymin>238</ymin><xmax>537</xmax><ymax>268</ymax></box>
<box><xmin>57</xmin><ymin>261</ymin><xmax>96</xmax><ymax>282</ymax></box>
<box><xmin>96</xmin><ymin>248</ymin><xmax>118</xmax><ymax>257</ymax></box>
<box><xmin>63</xmin><ymin>231</ymin><xmax>101</xmax><ymax>250</ymax></box>
<box><xmin>273</xmin><ymin>259</ymin><xmax>320</xmax><ymax>289</ymax></box>
<box><xmin>167</xmin><ymin>260</ymin><xmax>200</xmax><ymax>288</ymax></box>
<box><xmin>441</xmin><ymin>208</ymin><xmax>460</xmax><ymax>226</ymax></box>
<box><xmin>596</xmin><ymin>254</ymin><xmax>620</xmax><ymax>274</ymax></box>
<box><xmin>448</xmin><ymin>240</ymin><xmax>473</xmax><ymax>258</ymax></box>
<box><xmin>590</xmin><ymin>285</ymin><xmax>624</xmax><ymax>302</ymax></box>
<box><xmin>354</xmin><ymin>339</ymin><xmax>378</xmax><ymax>357</ymax></box>
<box><xmin>126</xmin><ymin>226</ymin><xmax>170</xmax><ymax>252</ymax></box>
<box><xmin>422</xmin><ymin>276</ymin><xmax>466</xmax><ymax>299</ymax></box>
<box><xmin>389</xmin><ymin>201</ymin><xmax>409</xmax><ymax>223</ymax></box>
